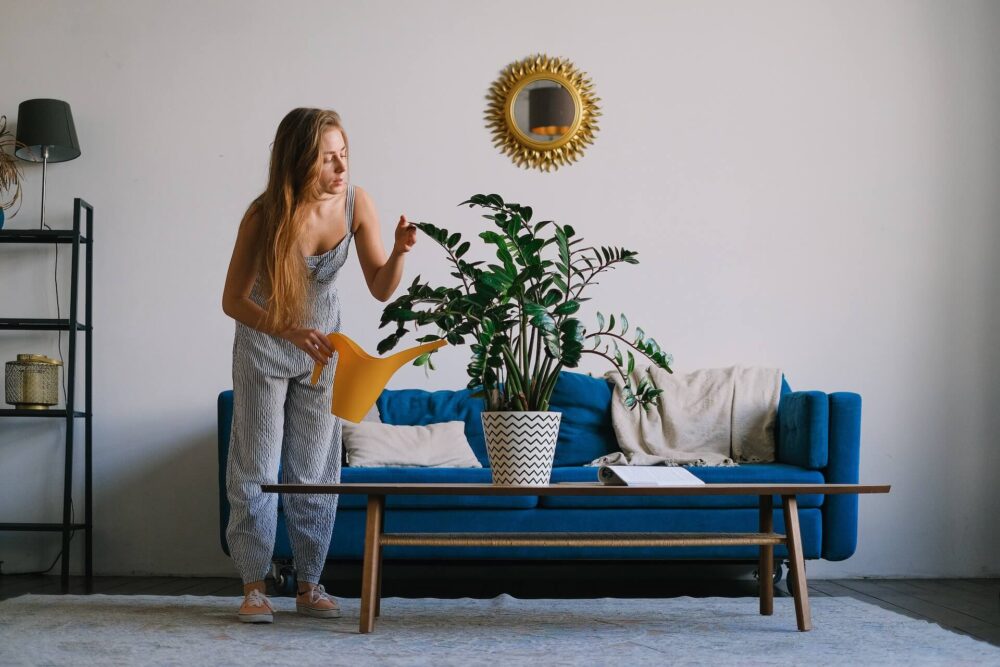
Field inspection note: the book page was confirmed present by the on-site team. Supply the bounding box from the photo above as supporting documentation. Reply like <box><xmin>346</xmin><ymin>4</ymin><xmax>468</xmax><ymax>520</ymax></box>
<box><xmin>598</xmin><ymin>465</ymin><xmax>705</xmax><ymax>486</ymax></box>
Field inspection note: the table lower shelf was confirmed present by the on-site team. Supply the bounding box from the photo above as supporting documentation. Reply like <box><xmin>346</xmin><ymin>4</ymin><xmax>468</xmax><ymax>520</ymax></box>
<box><xmin>380</xmin><ymin>532</ymin><xmax>786</xmax><ymax>548</ymax></box>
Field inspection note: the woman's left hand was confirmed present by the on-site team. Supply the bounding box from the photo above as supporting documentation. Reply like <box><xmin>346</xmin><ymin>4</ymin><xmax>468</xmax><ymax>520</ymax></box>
<box><xmin>392</xmin><ymin>215</ymin><xmax>417</xmax><ymax>255</ymax></box>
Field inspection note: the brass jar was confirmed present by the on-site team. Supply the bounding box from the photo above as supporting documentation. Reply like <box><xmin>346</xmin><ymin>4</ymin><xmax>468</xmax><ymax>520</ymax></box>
<box><xmin>4</xmin><ymin>354</ymin><xmax>63</xmax><ymax>409</ymax></box>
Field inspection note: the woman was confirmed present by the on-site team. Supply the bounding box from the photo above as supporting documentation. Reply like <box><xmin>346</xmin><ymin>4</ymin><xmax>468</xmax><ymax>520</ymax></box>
<box><xmin>222</xmin><ymin>107</ymin><xmax>416</xmax><ymax>623</ymax></box>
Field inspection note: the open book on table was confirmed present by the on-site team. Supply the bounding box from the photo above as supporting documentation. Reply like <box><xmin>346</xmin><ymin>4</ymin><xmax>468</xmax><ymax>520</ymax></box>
<box><xmin>597</xmin><ymin>465</ymin><xmax>705</xmax><ymax>486</ymax></box>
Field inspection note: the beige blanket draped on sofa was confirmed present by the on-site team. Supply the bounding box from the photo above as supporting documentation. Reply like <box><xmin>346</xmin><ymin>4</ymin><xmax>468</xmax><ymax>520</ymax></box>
<box><xmin>591</xmin><ymin>365</ymin><xmax>783</xmax><ymax>467</ymax></box>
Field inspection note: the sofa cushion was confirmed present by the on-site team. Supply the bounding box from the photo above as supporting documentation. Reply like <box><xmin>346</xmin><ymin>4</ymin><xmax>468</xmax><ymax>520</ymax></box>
<box><xmin>548</xmin><ymin>371</ymin><xmax>619</xmax><ymax>466</ymax></box>
<box><xmin>337</xmin><ymin>467</ymin><xmax>537</xmax><ymax>509</ymax></box>
<box><xmin>540</xmin><ymin>463</ymin><xmax>825</xmax><ymax>509</ymax></box>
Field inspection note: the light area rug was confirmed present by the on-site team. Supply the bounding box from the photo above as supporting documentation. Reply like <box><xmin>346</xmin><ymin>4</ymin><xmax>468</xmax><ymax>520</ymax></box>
<box><xmin>0</xmin><ymin>594</ymin><xmax>997</xmax><ymax>666</ymax></box>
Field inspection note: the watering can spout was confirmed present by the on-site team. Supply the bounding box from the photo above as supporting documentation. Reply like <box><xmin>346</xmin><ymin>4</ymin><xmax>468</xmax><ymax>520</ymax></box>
<box><xmin>310</xmin><ymin>332</ymin><xmax>447</xmax><ymax>422</ymax></box>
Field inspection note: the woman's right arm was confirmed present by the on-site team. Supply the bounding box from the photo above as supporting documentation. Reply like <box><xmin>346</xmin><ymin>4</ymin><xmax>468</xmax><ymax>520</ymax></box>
<box><xmin>222</xmin><ymin>210</ymin><xmax>333</xmax><ymax>364</ymax></box>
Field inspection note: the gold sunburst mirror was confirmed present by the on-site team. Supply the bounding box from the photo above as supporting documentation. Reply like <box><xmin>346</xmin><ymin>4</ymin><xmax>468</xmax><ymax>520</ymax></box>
<box><xmin>485</xmin><ymin>54</ymin><xmax>601</xmax><ymax>172</ymax></box>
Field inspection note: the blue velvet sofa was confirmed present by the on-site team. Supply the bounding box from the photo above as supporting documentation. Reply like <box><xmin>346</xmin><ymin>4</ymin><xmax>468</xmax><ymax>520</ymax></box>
<box><xmin>217</xmin><ymin>371</ymin><xmax>862</xmax><ymax>578</ymax></box>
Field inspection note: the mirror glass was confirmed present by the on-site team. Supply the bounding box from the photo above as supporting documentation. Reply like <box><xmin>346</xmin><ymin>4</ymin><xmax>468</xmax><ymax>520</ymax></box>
<box><xmin>486</xmin><ymin>54</ymin><xmax>600</xmax><ymax>171</ymax></box>
<box><xmin>512</xmin><ymin>79</ymin><xmax>576</xmax><ymax>141</ymax></box>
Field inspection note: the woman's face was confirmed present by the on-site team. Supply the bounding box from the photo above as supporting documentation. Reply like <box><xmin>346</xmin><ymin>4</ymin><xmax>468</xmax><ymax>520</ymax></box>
<box><xmin>318</xmin><ymin>127</ymin><xmax>348</xmax><ymax>196</ymax></box>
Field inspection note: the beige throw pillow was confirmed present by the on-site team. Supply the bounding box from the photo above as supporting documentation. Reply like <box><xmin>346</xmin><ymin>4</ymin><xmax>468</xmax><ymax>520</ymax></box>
<box><xmin>343</xmin><ymin>420</ymin><xmax>482</xmax><ymax>468</ymax></box>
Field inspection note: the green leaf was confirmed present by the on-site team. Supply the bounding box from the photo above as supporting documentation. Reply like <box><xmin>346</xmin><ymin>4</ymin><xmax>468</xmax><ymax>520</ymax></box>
<box><xmin>558</xmin><ymin>318</ymin><xmax>584</xmax><ymax>366</ymax></box>
<box><xmin>376</xmin><ymin>332</ymin><xmax>402</xmax><ymax>355</ymax></box>
<box><xmin>555</xmin><ymin>227</ymin><xmax>570</xmax><ymax>271</ymax></box>
<box><xmin>551</xmin><ymin>274</ymin><xmax>568</xmax><ymax>293</ymax></box>
<box><xmin>553</xmin><ymin>300</ymin><xmax>580</xmax><ymax>315</ymax></box>
<box><xmin>534</xmin><ymin>220</ymin><xmax>554</xmax><ymax>233</ymax></box>
<box><xmin>524</xmin><ymin>302</ymin><xmax>556</xmax><ymax>332</ymax></box>
<box><xmin>447</xmin><ymin>232</ymin><xmax>460</xmax><ymax>248</ymax></box>
<box><xmin>596</xmin><ymin>311</ymin><xmax>605</xmax><ymax>331</ymax></box>
<box><xmin>543</xmin><ymin>289</ymin><xmax>561</xmax><ymax>307</ymax></box>
<box><xmin>477</xmin><ymin>273</ymin><xmax>505</xmax><ymax>294</ymax></box>
<box><xmin>621</xmin><ymin>313</ymin><xmax>629</xmax><ymax>335</ymax></box>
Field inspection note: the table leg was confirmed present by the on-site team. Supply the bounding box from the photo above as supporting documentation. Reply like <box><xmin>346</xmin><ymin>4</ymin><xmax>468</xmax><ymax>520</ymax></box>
<box><xmin>376</xmin><ymin>547</ymin><xmax>383</xmax><ymax>618</ymax></box>
<box><xmin>759</xmin><ymin>494</ymin><xmax>774</xmax><ymax>616</ymax></box>
<box><xmin>359</xmin><ymin>494</ymin><xmax>385</xmax><ymax>634</ymax></box>
<box><xmin>781</xmin><ymin>495</ymin><xmax>811</xmax><ymax>631</ymax></box>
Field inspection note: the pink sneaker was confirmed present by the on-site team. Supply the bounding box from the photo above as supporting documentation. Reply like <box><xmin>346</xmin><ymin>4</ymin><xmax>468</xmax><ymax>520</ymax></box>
<box><xmin>238</xmin><ymin>589</ymin><xmax>274</xmax><ymax>624</ymax></box>
<box><xmin>296</xmin><ymin>584</ymin><xmax>341</xmax><ymax>618</ymax></box>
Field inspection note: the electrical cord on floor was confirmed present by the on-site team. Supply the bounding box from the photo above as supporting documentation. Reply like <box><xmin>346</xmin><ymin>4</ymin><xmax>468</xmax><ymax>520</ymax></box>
<box><xmin>1</xmin><ymin>225</ymin><xmax>76</xmax><ymax>578</ymax></box>
<box><xmin>0</xmin><ymin>500</ymin><xmax>76</xmax><ymax>577</ymax></box>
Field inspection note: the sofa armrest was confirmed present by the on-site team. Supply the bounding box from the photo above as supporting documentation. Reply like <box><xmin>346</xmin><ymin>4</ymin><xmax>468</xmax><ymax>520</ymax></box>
<box><xmin>218</xmin><ymin>390</ymin><xmax>234</xmax><ymax>556</ymax></box>
<box><xmin>777</xmin><ymin>391</ymin><xmax>829</xmax><ymax>469</ymax></box>
<box><xmin>822</xmin><ymin>392</ymin><xmax>862</xmax><ymax>560</ymax></box>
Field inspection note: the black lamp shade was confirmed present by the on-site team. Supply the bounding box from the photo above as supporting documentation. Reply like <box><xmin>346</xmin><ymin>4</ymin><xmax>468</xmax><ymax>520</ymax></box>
<box><xmin>528</xmin><ymin>86</ymin><xmax>574</xmax><ymax>136</ymax></box>
<box><xmin>14</xmin><ymin>99</ymin><xmax>81</xmax><ymax>163</ymax></box>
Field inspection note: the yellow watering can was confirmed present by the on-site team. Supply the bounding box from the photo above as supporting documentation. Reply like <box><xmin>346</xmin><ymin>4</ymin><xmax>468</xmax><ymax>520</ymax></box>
<box><xmin>310</xmin><ymin>332</ymin><xmax>448</xmax><ymax>422</ymax></box>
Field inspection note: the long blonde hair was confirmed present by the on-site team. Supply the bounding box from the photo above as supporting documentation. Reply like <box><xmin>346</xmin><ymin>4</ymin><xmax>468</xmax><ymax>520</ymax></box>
<box><xmin>245</xmin><ymin>108</ymin><xmax>348</xmax><ymax>333</ymax></box>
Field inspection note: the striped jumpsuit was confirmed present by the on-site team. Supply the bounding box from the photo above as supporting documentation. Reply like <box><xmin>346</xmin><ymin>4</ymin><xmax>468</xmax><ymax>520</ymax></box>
<box><xmin>226</xmin><ymin>185</ymin><xmax>355</xmax><ymax>585</ymax></box>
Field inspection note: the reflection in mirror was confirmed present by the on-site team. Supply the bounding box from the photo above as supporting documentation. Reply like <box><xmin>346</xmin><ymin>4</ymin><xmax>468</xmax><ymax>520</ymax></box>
<box><xmin>513</xmin><ymin>80</ymin><xmax>575</xmax><ymax>141</ymax></box>
<box><xmin>486</xmin><ymin>54</ymin><xmax>600</xmax><ymax>171</ymax></box>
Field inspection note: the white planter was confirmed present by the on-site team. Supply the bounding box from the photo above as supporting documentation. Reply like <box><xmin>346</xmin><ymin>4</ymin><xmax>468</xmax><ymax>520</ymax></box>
<box><xmin>481</xmin><ymin>411</ymin><xmax>562</xmax><ymax>486</ymax></box>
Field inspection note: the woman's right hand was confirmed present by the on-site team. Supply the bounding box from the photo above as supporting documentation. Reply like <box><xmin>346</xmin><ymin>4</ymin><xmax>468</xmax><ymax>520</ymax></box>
<box><xmin>281</xmin><ymin>328</ymin><xmax>335</xmax><ymax>365</ymax></box>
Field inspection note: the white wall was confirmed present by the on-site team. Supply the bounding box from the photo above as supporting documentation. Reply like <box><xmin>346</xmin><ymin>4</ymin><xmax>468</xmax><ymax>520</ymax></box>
<box><xmin>1</xmin><ymin>0</ymin><xmax>997</xmax><ymax>578</ymax></box>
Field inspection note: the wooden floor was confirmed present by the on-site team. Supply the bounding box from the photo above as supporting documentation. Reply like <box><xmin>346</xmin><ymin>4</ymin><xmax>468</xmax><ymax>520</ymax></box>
<box><xmin>1</xmin><ymin>572</ymin><xmax>997</xmax><ymax>647</ymax></box>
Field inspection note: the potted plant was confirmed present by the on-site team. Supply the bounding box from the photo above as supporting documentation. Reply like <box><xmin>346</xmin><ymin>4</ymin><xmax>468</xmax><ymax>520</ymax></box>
<box><xmin>0</xmin><ymin>115</ymin><xmax>24</xmax><ymax>229</ymax></box>
<box><xmin>378</xmin><ymin>193</ymin><xmax>673</xmax><ymax>485</ymax></box>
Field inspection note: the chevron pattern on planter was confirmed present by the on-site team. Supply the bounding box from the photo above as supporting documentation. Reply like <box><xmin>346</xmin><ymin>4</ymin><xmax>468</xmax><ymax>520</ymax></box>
<box><xmin>481</xmin><ymin>411</ymin><xmax>562</xmax><ymax>486</ymax></box>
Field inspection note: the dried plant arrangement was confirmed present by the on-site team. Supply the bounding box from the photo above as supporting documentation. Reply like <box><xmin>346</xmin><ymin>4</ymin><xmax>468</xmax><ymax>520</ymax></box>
<box><xmin>0</xmin><ymin>115</ymin><xmax>24</xmax><ymax>219</ymax></box>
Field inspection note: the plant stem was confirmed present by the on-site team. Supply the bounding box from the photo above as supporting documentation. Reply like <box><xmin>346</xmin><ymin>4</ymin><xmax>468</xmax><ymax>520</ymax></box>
<box><xmin>585</xmin><ymin>331</ymin><xmax>665</xmax><ymax>367</ymax></box>
<box><xmin>580</xmin><ymin>348</ymin><xmax>630</xmax><ymax>383</ymax></box>
<box><xmin>537</xmin><ymin>362</ymin><xmax>563</xmax><ymax>412</ymax></box>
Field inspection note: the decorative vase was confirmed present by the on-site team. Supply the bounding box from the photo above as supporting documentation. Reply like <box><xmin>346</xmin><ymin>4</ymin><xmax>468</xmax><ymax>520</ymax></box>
<box><xmin>481</xmin><ymin>411</ymin><xmax>561</xmax><ymax>486</ymax></box>
<box><xmin>5</xmin><ymin>354</ymin><xmax>63</xmax><ymax>409</ymax></box>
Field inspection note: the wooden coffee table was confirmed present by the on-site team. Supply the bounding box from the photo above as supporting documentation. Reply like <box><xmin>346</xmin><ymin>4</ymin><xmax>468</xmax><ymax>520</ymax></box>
<box><xmin>263</xmin><ymin>482</ymin><xmax>890</xmax><ymax>634</ymax></box>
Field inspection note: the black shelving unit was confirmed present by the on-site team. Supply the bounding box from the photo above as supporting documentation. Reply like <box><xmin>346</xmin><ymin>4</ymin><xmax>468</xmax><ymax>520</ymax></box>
<box><xmin>0</xmin><ymin>198</ymin><xmax>93</xmax><ymax>592</ymax></box>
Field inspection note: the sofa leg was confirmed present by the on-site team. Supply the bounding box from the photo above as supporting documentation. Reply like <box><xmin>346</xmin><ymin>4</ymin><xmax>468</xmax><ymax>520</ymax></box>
<box><xmin>270</xmin><ymin>560</ymin><xmax>297</xmax><ymax>597</ymax></box>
